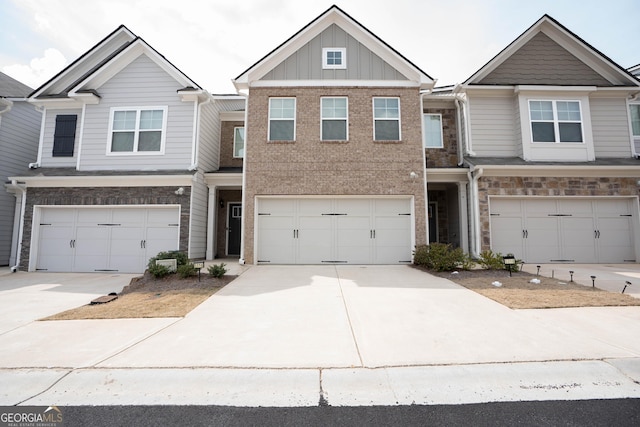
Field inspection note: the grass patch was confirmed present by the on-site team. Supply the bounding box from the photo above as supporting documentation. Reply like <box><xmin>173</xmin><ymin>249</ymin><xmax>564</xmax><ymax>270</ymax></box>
<box><xmin>42</xmin><ymin>272</ymin><xmax>236</xmax><ymax>320</ymax></box>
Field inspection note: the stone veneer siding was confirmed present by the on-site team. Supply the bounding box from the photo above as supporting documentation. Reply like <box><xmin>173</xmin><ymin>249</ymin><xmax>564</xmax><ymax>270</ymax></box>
<box><xmin>19</xmin><ymin>186</ymin><xmax>191</xmax><ymax>270</ymax></box>
<box><xmin>478</xmin><ymin>176</ymin><xmax>639</xmax><ymax>250</ymax></box>
<box><xmin>424</xmin><ymin>108</ymin><xmax>459</xmax><ymax>168</ymax></box>
<box><xmin>243</xmin><ymin>86</ymin><xmax>427</xmax><ymax>264</ymax></box>
<box><xmin>219</xmin><ymin>121</ymin><xmax>245</xmax><ymax>169</ymax></box>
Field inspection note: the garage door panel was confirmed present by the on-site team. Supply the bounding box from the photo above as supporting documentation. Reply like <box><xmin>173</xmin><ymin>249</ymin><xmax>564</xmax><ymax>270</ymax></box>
<box><xmin>297</xmin><ymin>216</ymin><xmax>332</xmax><ymax>263</ymax></box>
<box><xmin>76</xmin><ymin>209</ymin><xmax>110</xmax><ymax>224</ymax></box>
<box><xmin>523</xmin><ymin>217</ymin><xmax>561</xmax><ymax>262</ymax></box>
<box><xmin>37</xmin><ymin>225</ymin><xmax>74</xmax><ymax>272</ymax></box>
<box><xmin>597</xmin><ymin>217</ymin><xmax>635</xmax><ymax>262</ymax></box>
<box><xmin>336</xmin><ymin>216</ymin><xmax>371</xmax><ymax>263</ymax></box>
<box><xmin>257</xmin><ymin>215</ymin><xmax>295</xmax><ymax>263</ymax></box>
<box><xmin>561</xmin><ymin>217</ymin><xmax>596</xmax><ymax>263</ymax></box>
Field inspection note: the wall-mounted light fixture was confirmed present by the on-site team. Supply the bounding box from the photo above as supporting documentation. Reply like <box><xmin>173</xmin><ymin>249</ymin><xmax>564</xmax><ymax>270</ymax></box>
<box><xmin>174</xmin><ymin>187</ymin><xmax>184</xmax><ymax>196</ymax></box>
<box><xmin>410</xmin><ymin>171</ymin><xmax>418</xmax><ymax>179</ymax></box>
<box><xmin>219</xmin><ymin>198</ymin><xmax>225</xmax><ymax>208</ymax></box>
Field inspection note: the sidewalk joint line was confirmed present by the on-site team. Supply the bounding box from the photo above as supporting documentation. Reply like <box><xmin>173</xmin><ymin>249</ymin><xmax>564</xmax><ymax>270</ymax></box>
<box><xmin>14</xmin><ymin>369</ymin><xmax>73</xmax><ymax>406</ymax></box>
<box><xmin>335</xmin><ymin>265</ymin><xmax>364</xmax><ymax>367</ymax></box>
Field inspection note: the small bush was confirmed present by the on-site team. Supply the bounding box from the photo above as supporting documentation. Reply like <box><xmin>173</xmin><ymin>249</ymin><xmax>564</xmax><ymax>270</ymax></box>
<box><xmin>414</xmin><ymin>243</ymin><xmax>471</xmax><ymax>272</ymax></box>
<box><xmin>148</xmin><ymin>250</ymin><xmax>189</xmax><ymax>269</ymax></box>
<box><xmin>208</xmin><ymin>263</ymin><xmax>228</xmax><ymax>278</ymax></box>
<box><xmin>479</xmin><ymin>250</ymin><xmax>522</xmax><ymax>272</ymax></box>
<box><xmin>148</xmin><ymin>262</ymin><xmax>171</xmax><ymax>279</ymax></box>
<box><xmin>177</xmin><ymin>263</ymin><xmax>197</xmax><ymax>278</ymax></box>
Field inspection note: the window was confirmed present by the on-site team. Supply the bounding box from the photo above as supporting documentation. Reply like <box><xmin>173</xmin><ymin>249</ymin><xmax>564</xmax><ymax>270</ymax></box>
<box><xmin>423</xmin><ymin>114</ymin><xmax>443</xmax><ymax>148</ymax></box>
<box><xmin>268</xmin><ymin>98</ymin><xmax>296</xmax><ymax>141</ymax></box>
<box><xmin>529</xmin><ymin>100</ymin><xmax>583</xmax><ymax>143</ymax></box>
<box><xmin>323</xmin><ymin>48</ymin><xmax>346</xmax><ymax>69</ymax></box>
<box><xmin>373</xmin><ymin>97</ymin><xmax>400</xmax><ymax>140</ymax></box>
<box><xmin>321</xmin><ymin>97</ymin><xmax>348</xmax><ymax>140</ymax></box>
<box><xmin>109</xmin><ymin>107</ymin><xmax>166</xmax><ymax>153</ymax></box>
<box><xmin>233</xmin><ymin>127</ymin><xmax>245</xmax><ymax>158</ymax></box>
<box><xmin>630</xmin><ymin>104</ymin><xmax>640</xmax><ymax>137</ymax></box>
<box><xmin>52</xmin><ymin>114</ymin><xmax>77</xmax><ymax>157</ymax></box>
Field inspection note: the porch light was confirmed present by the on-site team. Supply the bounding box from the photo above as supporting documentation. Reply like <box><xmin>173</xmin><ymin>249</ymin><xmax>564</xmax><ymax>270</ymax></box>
<box><xmin>569</xmin><ymin>271</ymin><xmax>574</xmax><ymax>282</ymax></box>
<box><xmin>622</xmin><ymin>281</ymin><xmax>632</xmax><ymax>294</ymax></box>
<box><xmin>591</xmin><ymin>275</ymin><xmax>596</xmax><ymax>288</ymax></box>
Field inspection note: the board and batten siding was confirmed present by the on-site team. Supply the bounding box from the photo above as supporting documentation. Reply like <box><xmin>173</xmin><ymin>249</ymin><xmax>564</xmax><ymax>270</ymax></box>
<box><xmin>79</xmin><ymin>54</ymin><xmax>195</xmax><ymax>171</ymax></box>
<box><xmin>590</xmin><ymin>97</ymin><xmax>633</xmax><ymax>158</ymax></box>
<box><xmin>261</xmin><ymin>24</ymin><xmax>409</xmax><ymax>81</ymax></box>
<box><xmin>468</xmin><ymin>96</ymin><xmax>519</xmax><ymax>156</ymax></box>
<box><xmin>0</xmin><ymin>101</ymin><xmax>41</xmax><ymax>265</ymax></box>
<box><xmin>40</xmin><ymin>108</ymin><xmax>81</xmax><ymax>167</ymax></box>
<box><xmin>188</xmin><ymin>170</ymin><xmax>208</xmax><ymax>259</ymax></box>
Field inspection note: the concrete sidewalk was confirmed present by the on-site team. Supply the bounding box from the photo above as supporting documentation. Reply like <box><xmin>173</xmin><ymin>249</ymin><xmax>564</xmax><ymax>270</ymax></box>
<box><xmin>1</xmin><ymin>264</ymin><xmax>639</xmax><ymax>406</ymax></box>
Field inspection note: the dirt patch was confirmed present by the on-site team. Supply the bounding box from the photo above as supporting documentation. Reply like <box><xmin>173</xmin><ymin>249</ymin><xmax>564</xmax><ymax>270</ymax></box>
<box><xmin>42</xmin><ymin>272</ymin><xmax>237</xmax><ymax>320</ymax></box>
<box><xmin>420</xmin><ymin>267</ymin><xmax>640</xmax><ymax>309</ymax></box>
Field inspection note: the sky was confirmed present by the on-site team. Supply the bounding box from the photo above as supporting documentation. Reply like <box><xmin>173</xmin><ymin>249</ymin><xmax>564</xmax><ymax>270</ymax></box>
<box><xmin>1</xmin><ymin>0</ymin><xmax>638</xmax><ymax>94</ymax></box>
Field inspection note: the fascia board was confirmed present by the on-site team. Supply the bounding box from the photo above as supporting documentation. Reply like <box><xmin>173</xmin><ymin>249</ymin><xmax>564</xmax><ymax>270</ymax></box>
<box><xmin>69</xmin><ymin>40</ymin><xmax>198</xmax><ymax>95</ymax></box>
<box><xmin>478</xmin><ymin>165</ymin><xmax>640</xmax><ymax>178</ymax></box>
<box><xmin>248</xmin><ymin>79</ymin><xmax>422</xmax><ymax>88</ymax></box>
<box><xmin>204</xmin><ymin>173</ymin><xmax>243</xmax><ymax>187</ymax></box>
<box><xmin>10</xmin><ymin>174</ymin><xmax>194</xmax><ymax>187</ymax></box>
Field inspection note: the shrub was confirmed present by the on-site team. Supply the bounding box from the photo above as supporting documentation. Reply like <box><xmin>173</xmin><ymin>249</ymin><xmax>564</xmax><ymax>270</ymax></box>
<box><xmin>208</xmin><ymin>263</ymin><xmax>228</xmax><ymax>278</ymax></box>
<box><xmin>479</xmin><ymin>250</ymin><xmax>522</xmax><ymax>272</ymax></box>
<box><xmin>414</xmin><ymin>243</ymin><xmax>471</xmax><ymax>272</ymax></box>
<box><xmin>177</xmin><ymin>263</ymin><xmax>197</xmax><ymax>278</ymax></box>
<box><xmin>148</xmin><ymin>250</ymin><xmax>189</xmax><ymax>269</ymax></box>
<box><xmin>148</xmin><ymin>262</ymin><xmax>171</xmax><ymax>279</ymax></box>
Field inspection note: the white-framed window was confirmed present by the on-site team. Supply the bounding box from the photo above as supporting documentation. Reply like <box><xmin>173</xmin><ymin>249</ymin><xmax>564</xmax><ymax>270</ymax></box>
<box><xmin>108</xmin><ymin>106</ymin><xmax>167</xmax><ymax>154</ymax></box>
<box><xmin>529</xmin><ymin>100</ymin><xmax>583</xmax><ymax>143</ymax></box>
<box><xmin>322</xmin><ymin>48</ymin><xmax>346</xmax><ymax>69</ymax></box>
<box><xmin>373</xmin><ymin>97</ymin><xmax>401</xmax><ymax>141</ymax></box>
<box><xmin>423</xmin><ymin>114</ymin><xmax>443</xmax><ymax>148</ymax></box>
<box><xmin>321</xmin><ymin>97</ymin><xmax>348</xmax><ymax>140</ymax></box>
<box><xmin>268</xmin><ymin>98</ymin><xmax>296</xmax><ymax>141</ymax></box>
<box><xmin>630</xmin><ymin>103</ymin><xmax>640</xmax><ymax>137</ymax></box>
<box><xmin>233</xmin><ymin>127</ymin><xmax>245</xmax><ymax>158</ymax></box>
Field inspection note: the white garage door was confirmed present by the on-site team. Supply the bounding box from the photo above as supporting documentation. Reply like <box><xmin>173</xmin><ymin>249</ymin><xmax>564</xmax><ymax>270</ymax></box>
<box><xmin>36</xmin><ymin>207</ymin><xmax>180</xmax><ymax>273</ymax></box>
<box><xmin>257</xmin><ymin>198</ymin><xmax>413</xmax><ymax>264</ymax></box>
<box><xmin>490</xmin><ymin>198</ymin><xmax>637</xmax><ymax>263</ymax></box>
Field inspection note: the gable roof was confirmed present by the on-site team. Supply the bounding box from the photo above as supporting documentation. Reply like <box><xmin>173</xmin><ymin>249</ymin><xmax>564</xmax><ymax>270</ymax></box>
<box><xmin>30</xmin><ymin>25</ymin><xmax>201</xmax><ymax>102</ymax></box>
<box><xmin>0</xmin><ymin>71</ymin><xmax>32</xmax><ymax>98</ymax></box>
<box><xmin>464</xmin><ymin>14</ymin><xmax>640</xmax><ymax>87</ymax></box>
<box><xmin>233</xmin><ymin>5</ymin><xmax>434</xmax><ymax>91</ymax></box>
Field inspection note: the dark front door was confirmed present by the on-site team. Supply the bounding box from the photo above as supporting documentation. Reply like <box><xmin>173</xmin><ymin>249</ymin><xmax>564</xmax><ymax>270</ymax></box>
<box><xmin>227</xmin><ymin>203</ymin><xmax>242</xmax><ymax>256</ymax></box>
<box><xmin>428</xmin><ymin>202</ymin><xmax>438</xmax><ymax>243</ymax></box>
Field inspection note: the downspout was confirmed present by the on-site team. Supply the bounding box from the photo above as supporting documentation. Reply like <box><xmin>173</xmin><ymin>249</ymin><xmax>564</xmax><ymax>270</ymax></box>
<box><xmin>453</xmin><ymin>84</ymin><xmax>475</xmax><ymax>157</ymax></box>
<box><xmin>6</xmin><ymin>180</ymin><xmax>27</xmax><ymax>272</ymax></box>
<box><xmin>454</xmin><ymin>96</ymin><xmax>464</xmax><ymax>167</ymax></box>
<box><xmin>238</xmin><ymin>92</ymin><xmax>249</xmax><ymax>265</ymax></box>
<box><xmin>190</xmin><ymin>94</ymin><xmax>212</xmax><ymax>171</ymax></box>
<box><xmin>420</xmin><ymin>89</ymin><xmax>433</xmax><ymax>245</ymax></box>
<box><xmin>467</xmin><ymin>167</ymin><xmax>483</xmax><ymax>258</ymax></box>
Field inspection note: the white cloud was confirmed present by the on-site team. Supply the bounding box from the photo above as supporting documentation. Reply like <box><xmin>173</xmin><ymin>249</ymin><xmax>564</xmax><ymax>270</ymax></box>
<box><xmin>2</xmin><ymin>48</ymin><xmax>67</xmax><ymax>89</ymax></box>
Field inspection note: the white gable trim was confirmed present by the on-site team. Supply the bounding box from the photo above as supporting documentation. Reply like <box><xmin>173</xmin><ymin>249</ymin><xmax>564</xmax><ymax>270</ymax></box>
<box><xmin>466</xmin><ymin>16</ymin><xmax>639</xmax><ymax>87</ymax></box>
<box><xmin>249</xmin><ymin>79</ymin><xmax>422</xmax><ymax>88</ymax></box>
<box><xmin>234</xmin><ymin>6</ymin><xmax>433</xmax><ymax>91</ymax></box>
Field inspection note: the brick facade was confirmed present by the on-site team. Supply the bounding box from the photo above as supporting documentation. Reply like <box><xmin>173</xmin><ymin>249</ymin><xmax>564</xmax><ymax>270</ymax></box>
<box><xmin>424</xmin><ymin>108</ymin><xmax>459</xmax><ymax>168</ymax></box>
<box><xmin>477</xmin><ymin>176</ymin><xmax>640</xmax><ymax>250</ymax></box>
<box><xmin>243</xmin><ymin>86</ymin><xmax>427</xmax><ymax>264</ymax></box>
<box><xmin>20</xmin><ymin>186</ymin><xmax>191</xmax><ymax>270</ymax></box>
<box><xmin>219</xmin><ymin>121</ymin><xmax>245</xmax><ymax>169</ymax></box>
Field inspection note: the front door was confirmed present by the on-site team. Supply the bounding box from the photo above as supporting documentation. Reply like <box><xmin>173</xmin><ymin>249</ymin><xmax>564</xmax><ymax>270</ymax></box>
<box><xmin>227</xmin><ymin>203</ymin><xmax>242</xmax><ymax>256</ymax></box>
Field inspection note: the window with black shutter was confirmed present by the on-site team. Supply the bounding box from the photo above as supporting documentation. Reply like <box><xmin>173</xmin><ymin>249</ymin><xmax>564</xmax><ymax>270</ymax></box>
<box><xmin>52</xmin><ymin>115</ymin><xmax>77</xmax><ymax>157</ymax></box>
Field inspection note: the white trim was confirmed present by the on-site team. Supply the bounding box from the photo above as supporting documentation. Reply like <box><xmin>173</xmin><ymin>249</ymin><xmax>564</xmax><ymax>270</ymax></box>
<box><xmin>106</xmin><ymin>106</ymin><xmax>168</xmax><ymax>155</ymax></box>
<box><xmin>320</xmin><ymin>96</ymin><xmax>348</xmax><ymax>141</ymax></box>
<box><xmin>372</xmin><ymin>96</ymin><xmax>401</xmax><ymax>141</ymax></box>
<box><xmin>322</xmin><ymin>47</ymin><xmax>347</xmax><ymax>69</ymax></box>
<box><xmin>528</xmin><ymin>99</ymin><xmax>584</xmax><ymax>144</ymax></box>
<box><xmin>471</xmin><ymin>164</ymin><xmax>640</xmax><ymax>177</ymax></box>
<box><xmin>627</xmin><ymin>100</ymin><xmax>640</xmax><ymax>157</ymax></box>
<box><xmin>268</xmin><ymin>97</ymin><xmax>296</xmax><ymax>141</ymax></box>
<box><xmin>204</xmin><ymin>173</ymin><xmax>243</xmax><ymax>187</ymax></box>
<box><xmin>36</xmin><ymin>108</ymin><xmax>46</xmax><ymax>166</ymax></box>
<box><xmin>10</xmin><ymin>174</ymin><xmax>194</xmax><ymax>187</ymax></box>
<box><xmin>76</xmin><ymin>104</ymin><xmax>86</xmax><ymax>170</ymax></box>
<box><xmin>249</xmin><ymin>79</ymin><xmax>420</xmax><ymax>88</ymax></box>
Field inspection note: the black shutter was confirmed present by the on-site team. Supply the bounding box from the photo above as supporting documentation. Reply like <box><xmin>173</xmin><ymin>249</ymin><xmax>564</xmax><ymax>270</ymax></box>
<box><xmin>52</xmin><ymin>115</ymin><xmax>77</xmax><ymax>157</ymax></box>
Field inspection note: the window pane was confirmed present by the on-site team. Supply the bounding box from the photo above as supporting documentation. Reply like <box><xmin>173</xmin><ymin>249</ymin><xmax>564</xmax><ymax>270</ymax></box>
<box><xmin>375</xmin><ymin>120</ymin><xmax>400</xmax><ymax>140</ymax></box>
<box><xmin>559</xmin><ymin>123</ymin><xmax>583</xmax><ymax>142</ymax></box>
<box><xmin>531</xmin><ymin>122</ymin><xmax>555</xmax><ymax>142</ymax></box>
<box><xmin>424</xmin><ymin>115</ymin><xmax>442</xmax><ymax>148</ymax></box>
<box><xmin>111</xmin><ymin>132</ymin><xmax>134</xmax><ymax>151</ymax></box>
<box><xmin>113</xmin><ymin>111</ymin><xmax>136</xmax><ymax>130</ymax></box>
<box><xmin>269</xmin><ymin>98</ymin><xmax>295</xmax><ymax>119</ymax></box>
<box><xmin>322</xmin><ymin>98</ymin><xmax>347</xmax><ymax>118</ymax></box>
<box><xmin>557</xmin><ymin>101</ymin><xmax>581</xmax><ymax>121</ymax></box>
<box><xmin>631</xmin><ymin>105</ymin><xmax>640</xmax><ymax>136</ymax></box>
<box><xmin>269</xmin><ymin>120</ymin><xmax>294</xmax><ymax>140</ymax></box>
<box><xmin>327</xmin><ymin>51</ymin><xmax>342</xmax><ymax>65</ymax></box>
<box><xmin>322</xmin><ymin>120</ymin><xmax>347</xmax><ymax>140</ymax></box>
<box><xmin>140</xmin><ymin>110</ymin><xmax>163</xmax><ymax>130</ymax></box>
<box><xmin>374</xmin><ymin>98</ymin><xmax>399</xmax><ymax>119</ymax></box>
<box><xmin>234</xmin><ymin>128</ymin><xmax>245</xmax><ymax>157</ymax></box>
<box><xmin>529</xmin><ymin>101</ymin><xmax>554</xmax><ymax>121</ymax></box>
<box><xmin>138</xmin><ymin>131</ymin><xmax>162</xmax><ymax>151</ymax></box>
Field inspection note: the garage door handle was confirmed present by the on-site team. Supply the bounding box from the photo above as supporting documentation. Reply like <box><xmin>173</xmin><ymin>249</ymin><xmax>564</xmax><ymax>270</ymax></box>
<box><xmin>522</xmin><ymin>230</ymin><xmax>528</xmax><ymax>238</ymax></box>
<box><xmin>594</xmin><ymin>230</ymin><xmax>600</xmax><ymax>239</ymax></box>
<box><xmin>69</xmin><ymin>239</ymin><xmax>75</xmax><ymax>248</ymax></box>
<box><xmin>140</xmin><ymin>240</ymin><xmax>146</xmax><ymax>248</ymax></box>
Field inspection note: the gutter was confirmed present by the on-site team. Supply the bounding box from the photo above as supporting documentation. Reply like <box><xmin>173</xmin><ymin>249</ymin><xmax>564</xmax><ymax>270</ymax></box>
<box><xmin>190</xmin><ymin>93</ymin><xmax>213</xmax><ymax>171</ymax></box>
